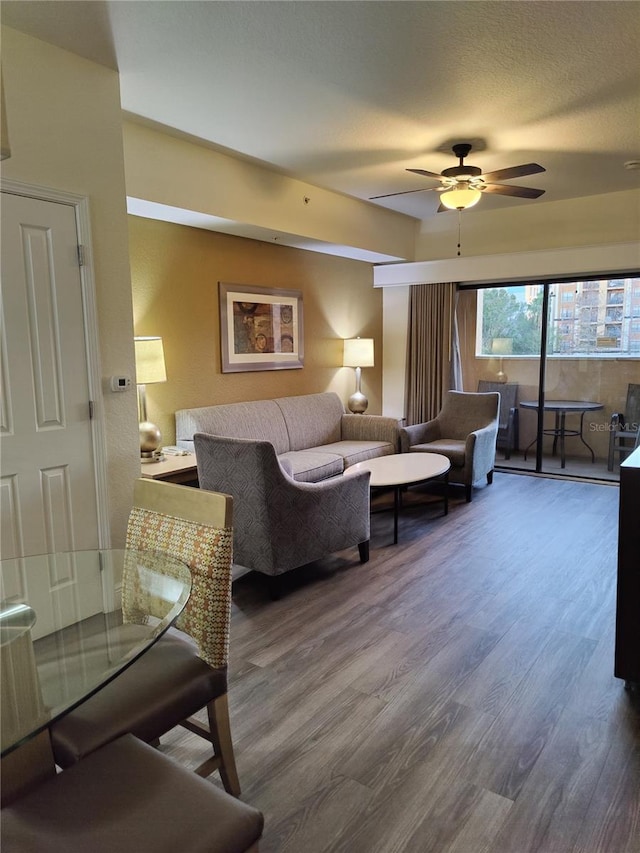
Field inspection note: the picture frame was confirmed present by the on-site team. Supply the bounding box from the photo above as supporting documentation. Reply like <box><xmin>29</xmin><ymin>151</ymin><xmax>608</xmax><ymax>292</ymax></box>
<box><xmin>219</xmin><ymin>282</ymin><xmax>304</xmax><ymax>373</ymax></box>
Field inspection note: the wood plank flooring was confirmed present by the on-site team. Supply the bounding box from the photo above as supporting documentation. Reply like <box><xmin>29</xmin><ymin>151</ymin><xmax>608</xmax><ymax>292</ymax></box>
<box><xmin>160</xmin><ymin>472</ymin><xmax>640</xmax><ymax>853</ymax></box>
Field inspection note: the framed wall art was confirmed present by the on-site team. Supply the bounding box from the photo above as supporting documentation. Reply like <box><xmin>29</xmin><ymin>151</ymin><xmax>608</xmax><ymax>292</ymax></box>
<box><xmin>219</xmin><ymin>282</ymin><xmax>304</xmax><ymax>373</ymax></box>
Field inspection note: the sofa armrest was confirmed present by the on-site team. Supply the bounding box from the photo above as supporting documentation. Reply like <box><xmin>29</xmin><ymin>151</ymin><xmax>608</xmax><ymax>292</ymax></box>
<box><xmin>341</xmin><ymin>414</ymin><xmax>400</xmax><ymax>449</ymax></box>
<box><xmin>399</xmin><ymin>419</ymin><xmax>439</xmax><ymax>451</ymax></box>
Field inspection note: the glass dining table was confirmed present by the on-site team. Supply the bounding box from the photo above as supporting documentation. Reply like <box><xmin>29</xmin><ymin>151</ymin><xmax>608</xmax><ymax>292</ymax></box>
<box><xmin>0</xmin><ymin>548</ymin><xmax>191</xmax><ymax>764</ymax></box>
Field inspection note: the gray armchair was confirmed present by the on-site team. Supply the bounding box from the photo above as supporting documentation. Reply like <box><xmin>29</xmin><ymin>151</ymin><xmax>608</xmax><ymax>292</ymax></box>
<box><xmin>400</xmin><ymin>390</ymin><xmax>500</xmax><ymax>502</ymax></box>
<box><xmin>194</xmin><ymin>433</ymin><xmax>371</xmax><ymax>598</ymax></box>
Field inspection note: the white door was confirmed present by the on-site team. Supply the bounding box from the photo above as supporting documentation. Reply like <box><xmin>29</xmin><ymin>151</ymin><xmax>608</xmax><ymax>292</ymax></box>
<box><xmin>1</xmin><ymin>192</ymin><xmax>102</xmax><ymax>637</ymax></box>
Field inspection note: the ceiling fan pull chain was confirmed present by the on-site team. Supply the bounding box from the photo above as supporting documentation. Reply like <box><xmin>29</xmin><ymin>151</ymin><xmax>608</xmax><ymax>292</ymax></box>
<box><xmin>457</xmin><ymin>210</ymin><xmax>462</xmax><ymax>257</ymax></box>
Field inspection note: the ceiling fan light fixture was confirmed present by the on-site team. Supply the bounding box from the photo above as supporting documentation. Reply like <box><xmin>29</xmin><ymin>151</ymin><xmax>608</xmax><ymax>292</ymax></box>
<box><xmin>440</xmin><ymin>185</ymin><xmax>482</xmax><ymax>211</ymax></box>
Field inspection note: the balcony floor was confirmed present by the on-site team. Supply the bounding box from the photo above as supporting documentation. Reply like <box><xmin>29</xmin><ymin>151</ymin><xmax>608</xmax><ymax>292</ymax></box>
<box><xmin>495</xmin><ymin>447</ymin><xmax>622</xmax><ymax>483</ymax></box>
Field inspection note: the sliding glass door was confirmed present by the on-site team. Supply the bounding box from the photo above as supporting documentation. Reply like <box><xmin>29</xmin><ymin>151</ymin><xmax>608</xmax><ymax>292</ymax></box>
<box><xmin>457</xmin><ymin>275</ymin><xmax>640</xmax><ymax>482</ymax></box>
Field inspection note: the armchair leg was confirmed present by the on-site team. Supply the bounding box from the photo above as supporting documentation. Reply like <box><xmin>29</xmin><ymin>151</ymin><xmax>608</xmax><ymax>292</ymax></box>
<box><xmin>487</xmin><ymin>470</ymin><xmax>494</xmax><ymax>485</ymax></box>
<box><xmin>267</xmin><ymin>575</ymin><xmax>282</xmax><ymax>601</ymax></box>
<box><xmin>358</xmin><ymin>541</ymin><xmax>370</xmax><ymax>564</ymax></box>
<box><xmin>465</xmin><ymin>484</ymin><xmax>473</xmax><ymax>502</ymax></box>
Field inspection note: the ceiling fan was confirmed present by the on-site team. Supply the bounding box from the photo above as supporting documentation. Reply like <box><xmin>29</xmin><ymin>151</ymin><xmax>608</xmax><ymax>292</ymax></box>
<box><xmin>371</xmin><ymin>143</ymin><xmax>546</xmax><ymax>211</ymax></box>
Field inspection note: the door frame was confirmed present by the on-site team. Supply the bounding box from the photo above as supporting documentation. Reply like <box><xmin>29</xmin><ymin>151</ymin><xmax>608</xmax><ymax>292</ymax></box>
<box><xmin>1</xmin><ymin>177</ymin><xmax>111</xmax><ymax>547</ymax></box>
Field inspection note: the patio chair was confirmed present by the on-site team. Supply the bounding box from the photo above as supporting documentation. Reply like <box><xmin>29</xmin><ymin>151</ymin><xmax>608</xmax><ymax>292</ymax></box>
<box><xmin>477</xmin><ymin>380</ymin><xmax>519</xmax><ymax>459</ymax></box>
<box><xmin>608</xmin><ymin>383</ymin><xmax>640</xmax><ymax>470</ymax></box>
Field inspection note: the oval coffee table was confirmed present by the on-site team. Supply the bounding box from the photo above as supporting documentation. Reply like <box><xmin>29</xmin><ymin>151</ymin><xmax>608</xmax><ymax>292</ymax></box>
<box><xmin>344</xmin><ymin>453</ymin><xmax>451</xmax><ymax>544</ymax></box>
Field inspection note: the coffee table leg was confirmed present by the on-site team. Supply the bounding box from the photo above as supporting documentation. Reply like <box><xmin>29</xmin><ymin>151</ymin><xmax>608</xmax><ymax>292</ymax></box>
<box><xmin>393</xmin><ymin>487</ymin><xmax>399</xmax><ymax>544</ymax></box>
<box><xmin>443</xmin><ymin>473</ymin><xmax>449</xmax><ymax>516</ymax></box>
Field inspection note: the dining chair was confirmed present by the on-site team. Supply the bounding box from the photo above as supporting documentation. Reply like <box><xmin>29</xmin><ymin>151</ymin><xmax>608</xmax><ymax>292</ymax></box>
<box><xmin>50</xmin><ymin>478</ymin><xmax>241</xmax><ymax>795</ymax></box>
<box><xmin>2</xmin><ymin>734</ymin><xmax>263</xmax><ymax>853</ymax></box>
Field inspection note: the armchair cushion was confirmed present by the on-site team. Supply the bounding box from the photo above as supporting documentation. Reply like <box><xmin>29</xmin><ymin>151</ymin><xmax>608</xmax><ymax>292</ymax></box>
<box><xmin>412</xmin><ymin>438</ymin><xmax>466</xmax><ymax>468</ymax></box>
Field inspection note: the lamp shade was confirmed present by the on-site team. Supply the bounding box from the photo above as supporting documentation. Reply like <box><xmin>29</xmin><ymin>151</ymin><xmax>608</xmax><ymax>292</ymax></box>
<box><xmin>134</xmin><ymin>337</ymin><xmax>167</xmax><ymax>385</ymax></box>
<box><xmin>343</xmin><ymin>337</ymin><xmax>374</xmax><ymax>368</ymax></box>
<box><xmin>440</xmin><ymin>185</ymin><xmax>482</xmax><ymax>211</ymax></box>
<box><xmin>491</xmin><ymin>337</ymin><xmax>513</xmax><ymax>355</ymax></box>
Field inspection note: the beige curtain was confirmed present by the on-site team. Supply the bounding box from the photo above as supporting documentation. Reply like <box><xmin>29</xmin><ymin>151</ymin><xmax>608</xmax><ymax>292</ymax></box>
<box><xmin>405</xmin><ymin>282</ymin><xmax>461</xmax><ymax>425</ymax></box>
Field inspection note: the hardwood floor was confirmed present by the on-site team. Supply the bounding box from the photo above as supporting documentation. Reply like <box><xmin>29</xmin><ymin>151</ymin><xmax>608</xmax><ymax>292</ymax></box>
<box><xmin>160</xmin><ymin>472</ymin><xmax>640</xmax><ymax>853</ymax></box>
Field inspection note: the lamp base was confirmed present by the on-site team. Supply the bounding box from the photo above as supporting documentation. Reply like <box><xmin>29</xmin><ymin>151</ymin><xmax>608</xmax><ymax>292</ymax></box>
<box><xmin>141</xmin><ymin>450</ymin><xmax>165</xmax><ymax>464</ymax></box>
<box><xmin>347</xmin><ymin>391</ymin><xmax>369</xmax><ymax>414</ymax></box>
<box><xmin>139</xmin><ymin>420</ymin><xmax>163</xmax><ymax>462</ymax></box>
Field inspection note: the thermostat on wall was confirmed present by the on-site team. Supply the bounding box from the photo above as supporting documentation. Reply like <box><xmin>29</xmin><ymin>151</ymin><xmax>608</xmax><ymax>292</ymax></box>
<box><xmin>110</xmin><ymin>375</ymin><xmax>132</xmax><ymax>392</ymax></box>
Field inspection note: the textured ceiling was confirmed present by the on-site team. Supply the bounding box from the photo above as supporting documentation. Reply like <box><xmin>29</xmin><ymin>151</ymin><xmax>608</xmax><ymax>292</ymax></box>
<box><xmin>3</xmin><ymin>0</ymin><xmax>640</xmax><ymax>222</ymax></box>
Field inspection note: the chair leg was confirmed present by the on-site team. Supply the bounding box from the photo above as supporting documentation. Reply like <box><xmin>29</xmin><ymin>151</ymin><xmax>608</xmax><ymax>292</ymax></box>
<box><xmin>205</xmin><ymin>694</ymin><xmax>241</xmax><ymax>797</ymax></box>
<box><xmin>608</xmin><ymin>431</ymin><xmax>615</xmax><ymax>471</ymax></box>
<box><xmin>358</xmin><ymin>541</ymin><xmax>369</xmax><ymax>563</ymax></box>
<box><xmin>267</xmin><ymin>575</ymin><xmax>282</xmax><ymax>601</ymax></box>
<box><xmin>465</xmin><ymin>484</ymin><xmax>472</xmax><ymax>502</ymax></box>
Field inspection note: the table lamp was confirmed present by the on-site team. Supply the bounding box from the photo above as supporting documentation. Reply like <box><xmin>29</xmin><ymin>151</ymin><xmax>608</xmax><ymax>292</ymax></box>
<box><xmin>134</xmin><ymin>336</ymin><xmax>167</xmax><ymax>462</ymax></box>
<box><xmin>343</xmin><ymin>337</ymin><xmax>374</xmax><ymax>414</ymax></box>
<box><xmin>491</xmin><ymin>337</ymin><xmax>512</xmax><ymax>383</ymax></box>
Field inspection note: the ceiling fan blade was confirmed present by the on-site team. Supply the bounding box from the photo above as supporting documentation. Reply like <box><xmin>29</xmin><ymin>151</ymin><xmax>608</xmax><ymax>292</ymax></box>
<box><xmin>482</xmin><ymin>183</ymin><xmax>545</xmax><ymax>199</ymax></box>
<box><xmin>406</xmin><ymin>168</ymin><xmax>443</xmax><ymax>179</ymax></box>
<box><xmin>369</xmin><ymin>186</ymin><xmax>440</xmax><ymax>200</ymax></box>
<box><xmin>480</xmin><ymin>163</ymin><xmax>545</xmax><ymax>182</ymax></box>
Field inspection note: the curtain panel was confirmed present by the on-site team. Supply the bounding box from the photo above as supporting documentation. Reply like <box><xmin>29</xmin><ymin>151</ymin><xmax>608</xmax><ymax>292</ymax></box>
<box><xmin>405</xmin><ymin>282</ymin><xmax>461</xmax><ymax>425</ymax></box>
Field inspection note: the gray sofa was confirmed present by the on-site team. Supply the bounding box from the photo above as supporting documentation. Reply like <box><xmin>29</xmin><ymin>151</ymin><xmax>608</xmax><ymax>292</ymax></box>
<box><xmin>176</xmin><ymin>392</ymin><xmax>399</xmax><ymax>482</ymax></box>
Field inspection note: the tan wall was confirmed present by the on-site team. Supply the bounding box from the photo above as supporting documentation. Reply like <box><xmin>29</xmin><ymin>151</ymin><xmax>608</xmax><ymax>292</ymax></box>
<box><xmin>457</xmin><ymin>289</ymin><xmax>640</xmax><ymax>461</ymax></box>
<box><xmin>129</xmin><ymin>216</ymin><xmax>382</xmax><ymax>445</ymax></box>
<box><xmin>416</xmin><ymin>189</ymin><xmax>640</xmax><ymax>260</ymax></box>
<box><xmin>124</xmin><ymin>120</ymin><xmax>417</xmax><ymax>262</ymax></box>
<box><xmin>1</xmin><ymin>27</ymin><xmax>138</xmax><ymax>546</ymax></box>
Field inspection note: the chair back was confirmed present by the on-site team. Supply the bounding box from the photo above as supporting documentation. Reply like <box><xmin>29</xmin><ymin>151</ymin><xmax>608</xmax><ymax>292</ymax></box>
<box><xmin>123</xmin><ymin>479</ymin><xmax>233</xmax><ymax>669</ymax></box>
<box><xmin>194</xmin><ymin>434</ymin><xmax>287</xmax><ymax>574</ymax></box>
<box><xmin>438</xmin><ymin>391</ymin><xmax>500</xmax><ymax>439</ymax></box>
<box><xmin>625</xmin><ymin>383</ymin><xmax>640</xmax><ymax>428</ymax></box>
<box><xmin>477</xmin><ymin>381</ymin><xmax>518</xmax><ymax>429</ymax></box>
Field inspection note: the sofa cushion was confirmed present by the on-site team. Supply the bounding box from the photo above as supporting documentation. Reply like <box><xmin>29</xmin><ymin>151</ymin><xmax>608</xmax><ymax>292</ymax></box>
<box><xmin>315</xmin><ymin>440</ymin><xmax>396</xmax><ymax>468</ymax></box>
<box><xmin>279</xmin><ymin>449</ymin><xmax>344</xmax><ymax>482</ymax></box>
<box><xmin>275</xmin><ymin>392</ymin><xmax>344</xmax><ymax>451</ymax></box>
<box><xmin>176</xmin><ymin>399</ymin><xmax>290</xmax><ymax>454</ymax></box>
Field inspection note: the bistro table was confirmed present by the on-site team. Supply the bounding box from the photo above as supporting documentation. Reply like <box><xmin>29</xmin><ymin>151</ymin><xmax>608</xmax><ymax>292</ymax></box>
<box><xmin>1</xmin><ymin>548</ymin><xmax>190</xmax><ymax>801</ymax></box>
<box><xmin>520</xmin><ymin>399</ymin><xmax>604</xmax><ymax>469</ymax></box>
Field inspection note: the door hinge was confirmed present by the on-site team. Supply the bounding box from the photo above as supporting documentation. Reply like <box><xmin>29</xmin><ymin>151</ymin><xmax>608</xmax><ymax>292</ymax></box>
<box><xmin>89</xmin><ymin>400</ymin><xmax>95</xmax><ymax>420</ymax></box>
<box><xmin>77</xmin><ymin>244</ymin><xmax>85</xmax><ymax>267</ymax></box>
